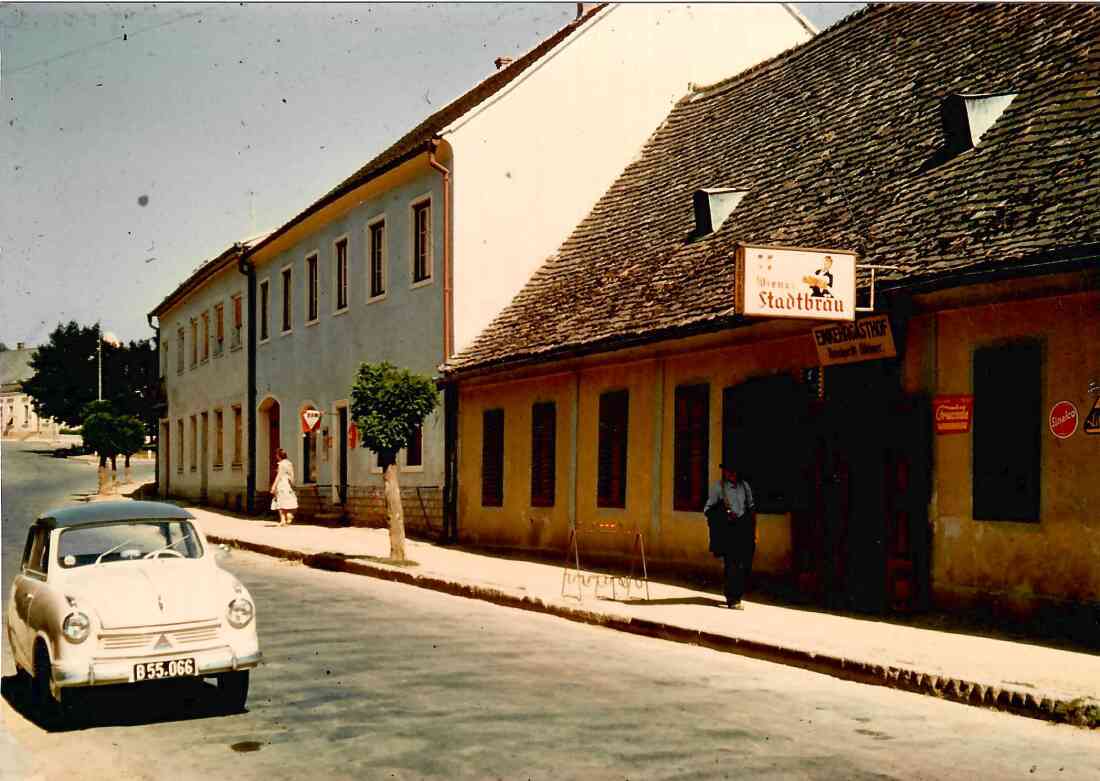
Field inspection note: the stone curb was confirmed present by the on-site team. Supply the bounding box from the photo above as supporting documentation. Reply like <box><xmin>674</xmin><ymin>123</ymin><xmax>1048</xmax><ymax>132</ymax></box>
<box><xmin>210</xmin><ymin>534</ymin><xmax>1100</xmax><ymax>730</ymax></box>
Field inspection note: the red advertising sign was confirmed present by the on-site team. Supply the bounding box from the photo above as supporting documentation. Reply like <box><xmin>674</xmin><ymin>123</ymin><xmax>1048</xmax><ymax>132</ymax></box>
<box><xmin>301</xmin><ymin>408</ymin><xmax>322</xmax><ymax>433</ymax></box>
<box><xmin>1049</xmin><ymin>401</ymin><xmax>1078</xmax><ymax>439</ymax></box>
<box><xmin>933</xmin><ymin>395</ymin><xmax>974</xmax><ymax>434</ymax></box>
<box><xmin>348</xmin><ymin>421</ymin><xmax>358</xmax><ymax>449</ymax></box>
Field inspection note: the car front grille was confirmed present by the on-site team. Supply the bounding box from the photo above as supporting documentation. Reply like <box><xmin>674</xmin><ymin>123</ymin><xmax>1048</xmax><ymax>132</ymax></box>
<box><xmin>99</xmin><ymin>621</ymin><xmax>221</xmax><ymax>652</ymax></box>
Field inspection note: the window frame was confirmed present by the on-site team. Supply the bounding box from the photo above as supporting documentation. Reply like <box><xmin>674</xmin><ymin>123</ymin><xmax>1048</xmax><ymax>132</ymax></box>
<box><xmin>190</xmin><ymin>318</ymin><xmax>198</xmax><ymax>368</ymax></box>
<box><xmin>230</xmin><ymin>294</ymin><xmax>243</xmax><ymax>350</ymax></box>
<box><xmin>304</xmin><ymin>252</ymin><xmax>320</xmax><ymax>325</ymax></box>
<box><xmin>213</xmin><ymin>408</ymin><xmax>224</xmax><ymax>468</ymax></box>
<box><xmin>481</xmin><ymin>408</ymin><xmax>504</xmax><ymax>507</ymax></box>
<box><xmin>232</xmin><ymin>404</ymin><xmax>243</xmax><ymax>468</ymax></box>
<box><xmin>410</xmin><ymin>197</ymin><xmax>433</xmax><ymax>287</ymax></box>
<box><xmin>596</xmin><ymin>389</ymin><xmax>630</xmax><ymax>509</ymax></box>
<box><xmin>280</xmin><ymin>264</ymin><xmax>293</xmax><ymax>335</ymax></box>
<box><xmin>189</xmin><ymin>415</ymin><xmax>197</xmax><ymax>472</ymax></box>
<box><xmin>333</xmin><ymin>235</ymin><xmax>349</xmax><ymax>313</ymax></box>
<box><xmin>258</xmin><ymin>278</ymin><xmax>271</xmax><ymax>343</ymax></box>
<box><xmin>367</xmin><ymin>215</ymin><xmax>388</xmax><ymax>302</ymax></box>
<box><xmin>177</xmin><ymin>419</ymin><xmax>184</xmax><ymax>473</ymax></box>
<box><xmin>176</xmin><ymin>326</ymin><xmax>185</xmax><ymax>374</ymax></box>
<box><xmin>403</xmin><ymin>422</ymin><xmax>424</xmax><ymax>472</ymax></box>
<box><xmin>673</xmin><ymin>383</ymin><xmax>710</xmax><ymax>512</ymax></box>
<box><xmin>200</xmin><ymin>310</ymin><xmax>210</xmax><ymax>363</ymax></box>
<box><xmin>214</xmin><ymin>303</ymin><xmax>225</xmax><ymax>357</ymax></box>
<box><xmin>530</xmin><ymin>401</ymin><xmax>557</xmax><ymax>508</ymax></box>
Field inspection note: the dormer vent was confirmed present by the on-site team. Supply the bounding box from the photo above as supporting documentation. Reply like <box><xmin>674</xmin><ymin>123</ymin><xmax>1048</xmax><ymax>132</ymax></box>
<box><xmin>941</xmin><ymin>92</ymin><xmax>1017</xmax><ymax>154</ymax></box>
<box><xmin>693</xmin><ymin>188</ymin><xmax>748</xmax><ymax>237</ymax></box>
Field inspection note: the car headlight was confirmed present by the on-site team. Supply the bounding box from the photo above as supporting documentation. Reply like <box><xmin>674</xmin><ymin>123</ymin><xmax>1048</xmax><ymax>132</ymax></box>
<box><xmin>227</xmin><ymin>597</ymin><xmax>254</xmax><ymax>629</ymax></box>
<box><xmin>62</xmin><ymin>611</ymin><xmax>91</xmax><ymax>644</ymax></box>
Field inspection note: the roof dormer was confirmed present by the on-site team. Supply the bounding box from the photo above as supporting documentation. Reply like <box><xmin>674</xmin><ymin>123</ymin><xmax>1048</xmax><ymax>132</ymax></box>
<box><xmin>692</xmin><ymin>188</ymin><xmax>748</xmax><ymax>237</ymax></box>
<box><xmin>940</xmin><ymin>92</ymin><xmax>1017</xmax><ymax>154</ymax></box>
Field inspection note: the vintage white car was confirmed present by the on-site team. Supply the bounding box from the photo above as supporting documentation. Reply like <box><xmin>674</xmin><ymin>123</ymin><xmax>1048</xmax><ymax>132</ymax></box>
<box><xmin>6</xmin><ymin>501</ymin><xmax>261</xmax><ymax>723</ymax></box>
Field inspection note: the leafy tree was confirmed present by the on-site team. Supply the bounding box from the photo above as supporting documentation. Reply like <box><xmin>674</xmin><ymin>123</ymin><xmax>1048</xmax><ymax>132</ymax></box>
<box><xmin>81</xmin><ymin>400</ymin><xmax>122</xmax><ymax>492</ymax></box>
<box><xmin>350</xmin><ymin>362</ymin><xmax>439</xmax><ymax>562</ymax></box>
<box><xmin>24</xmin><ymin>323</ymin><xmax>100</xmax><ymax>427</ymax></box>
<box><xmin>117</xmin><ymin>414</ymin><xmax>148</xmax><ymax>484</ymax></box>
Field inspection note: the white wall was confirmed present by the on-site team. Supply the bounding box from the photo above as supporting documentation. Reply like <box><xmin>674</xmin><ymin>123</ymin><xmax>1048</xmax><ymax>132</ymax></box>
<box><xmin>446</xmin><ymin>3</ymin><xmax>813</xmax><ymax>351</ymax></box>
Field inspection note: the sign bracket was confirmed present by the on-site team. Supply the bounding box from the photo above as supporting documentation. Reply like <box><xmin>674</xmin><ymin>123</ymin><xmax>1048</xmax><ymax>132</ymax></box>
<box><xmin>855</xmin><ymin>265</ymin><xmax>901</xmax><ymax>313</ymax></box>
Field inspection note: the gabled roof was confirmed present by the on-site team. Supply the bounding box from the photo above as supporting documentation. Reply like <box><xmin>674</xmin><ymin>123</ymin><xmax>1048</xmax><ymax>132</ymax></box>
<box><xmin>447</xmin><ymin>3</ymin><xmax>1100</xmax><ymax>375</ymax></box>
<box><xmin>149</xmin><ymin>232</ymin><xmax>270</xmax><ymax>319</ymax></box>
<box><xmin>0</xmin><ymin>348</ymin><xmax>35</xmax><ymax>393</ymax></box>
<box><xmin>244</xmin><ymin>3</ymin><xmax>607</xmax><ymax>261</ymax></box>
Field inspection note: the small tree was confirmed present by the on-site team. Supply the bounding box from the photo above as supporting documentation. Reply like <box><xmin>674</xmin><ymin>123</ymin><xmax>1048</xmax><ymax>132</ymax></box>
<box><xmin>350</xmin><ymin>362</ymin><xmax>439</xmax><ymax>562</ymax></box>
<box><xmin>117</xmin><ymin>415</ymin><xmax>147</xmax><ymax>485</ymax></box>
<box><xmin>81</xmin><ymin>400</ymin><xmax>121</xmax><ymax>493</ymax></box>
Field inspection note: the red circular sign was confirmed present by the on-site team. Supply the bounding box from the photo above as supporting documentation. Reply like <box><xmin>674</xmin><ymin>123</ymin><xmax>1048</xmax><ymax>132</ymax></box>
<box><xmin>1049</xmin><ymin>401</ymin><xmax>1078</xmax><ymax>439</ymax></box>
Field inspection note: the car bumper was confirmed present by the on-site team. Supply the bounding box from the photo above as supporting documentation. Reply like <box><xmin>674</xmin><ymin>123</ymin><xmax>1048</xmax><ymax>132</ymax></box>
<box><xmin>53</xmin><ymin>645</ymin><xmax>262</xmax><ymax>688</ymax></box>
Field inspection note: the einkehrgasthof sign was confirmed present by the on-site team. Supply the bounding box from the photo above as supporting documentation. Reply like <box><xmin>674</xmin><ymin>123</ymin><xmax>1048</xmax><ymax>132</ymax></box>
<box><xmin>736</xmin><ymin>244</ymin><xmax>857</xmax><ymax>321</ymax></box>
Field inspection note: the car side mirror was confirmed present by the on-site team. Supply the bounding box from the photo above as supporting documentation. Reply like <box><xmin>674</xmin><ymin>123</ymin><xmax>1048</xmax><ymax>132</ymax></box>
<box><xmin>215</xmin><ymin>544</ymin><xmax>232</xmax><ymax>562</ymax></box>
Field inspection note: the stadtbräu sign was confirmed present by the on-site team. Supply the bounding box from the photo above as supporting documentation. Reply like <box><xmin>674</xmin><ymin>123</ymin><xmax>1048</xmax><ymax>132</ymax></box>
<box><xmin>736</xmin><ymin>244</ymin><xmax>856</xmax><ymax>321</ymax></box>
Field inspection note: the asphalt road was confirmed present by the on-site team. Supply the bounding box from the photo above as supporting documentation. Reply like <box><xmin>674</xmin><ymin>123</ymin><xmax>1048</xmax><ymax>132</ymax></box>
<box><xmin>2</xmin><ymin>441</ymin><xmax>1098</xmax><ymax>780</ymax></box>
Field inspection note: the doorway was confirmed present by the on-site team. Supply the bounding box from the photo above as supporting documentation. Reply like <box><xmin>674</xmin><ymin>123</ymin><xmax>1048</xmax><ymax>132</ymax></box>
<box><xmin>338</xmin><ymin>406</ymin><xmax>349</xmax><ymax>505</ymax></box>
<box><xmin>267</xmin><ymin>400</ymin><xmax>281</xmax><ymax>488</ymax></box>
<box><xmin>200</xmin><ymin>411</ymin><xmax>209</xmax><ymax>502</ymax></box>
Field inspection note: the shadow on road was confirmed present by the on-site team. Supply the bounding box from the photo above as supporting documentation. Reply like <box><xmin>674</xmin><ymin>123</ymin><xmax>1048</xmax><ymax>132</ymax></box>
<box><xmin>616</xmin><ymin>596</ymin><xmax>726</xmax><ymax>608</ymax></box>
<box><xmin>1</xmin><ymin>673</ymin><xmax>245</xmax><ymax>733</ymax></box>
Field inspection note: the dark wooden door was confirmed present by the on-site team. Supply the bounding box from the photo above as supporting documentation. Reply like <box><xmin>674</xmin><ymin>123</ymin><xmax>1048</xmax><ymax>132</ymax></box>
<box><xmin>268</xmin><ymin>401</ymin><xmax>281</xmax><ymax>488</ymax></box>
<box><xmin>338</xmin><ymin>407</ymin><xmax>348</xmax><ymax>505</ymax></box>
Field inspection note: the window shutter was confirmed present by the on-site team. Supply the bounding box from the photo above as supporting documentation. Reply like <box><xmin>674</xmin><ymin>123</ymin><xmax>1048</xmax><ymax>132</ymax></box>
<box><xmin>482</xmin><ymin>409</ymin><xmax>504</xmax><ymax>507</ymax></box>
<box><xmin>597</xmin><ymin>390</ymin><xmax>629</xmax><ymax>508</ymax></box>
<box><xmin>674</xmin><ymin>384</ymin><xmax>709</xmax><ymax>511</ymax></box>
<box><xmin>531</xmin><ymin>402</ymin><xmax>556</xmax><ymax>507</ymax></box>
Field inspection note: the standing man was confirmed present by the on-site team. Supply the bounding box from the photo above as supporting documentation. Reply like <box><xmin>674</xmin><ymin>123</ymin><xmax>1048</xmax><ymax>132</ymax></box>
<box><xmin>704</xmin><ymin>462</ymin><xmax>757</xmax><ymax>609</ymax></box>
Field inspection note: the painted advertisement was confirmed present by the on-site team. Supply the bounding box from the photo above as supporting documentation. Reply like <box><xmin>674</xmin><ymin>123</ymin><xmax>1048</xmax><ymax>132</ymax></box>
<box><xmin>737</xmin><ymin>244</ymin><xmax>857</xmax><ymax>321</ymax></box>
<box><xmin>933</xmin><ymin>395</ymin><xmax>974</xmax><ymax>435</ymax></box>
<box><xmin>812</xmin><ymin>314</ymin><xmax>897</xmax><ymax>366</ymax></box>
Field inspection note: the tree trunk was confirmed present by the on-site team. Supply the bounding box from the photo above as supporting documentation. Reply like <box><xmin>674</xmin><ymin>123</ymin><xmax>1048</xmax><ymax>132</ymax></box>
<box><xmin>109</xmin><ymin>455</ymin><xmax>118</xmax><ymax>494</ymax></box>
<box><xmin>383</xmin><ymin>462</ymin><xmax>406</xmax><ymax>562</ymax></box>
<box><xmin>124</xmin><ymin>453</ymin><xmax>132</xmax><ymax>486</ymax></box>
<box><xmin>97</xmin><ymin>453</ymin><xmax>109</xmax><ymax>495</ymax></box>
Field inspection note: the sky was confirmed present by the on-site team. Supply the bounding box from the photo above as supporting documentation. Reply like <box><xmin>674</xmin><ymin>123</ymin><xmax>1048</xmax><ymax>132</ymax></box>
<box><xmin>0</xmin><ymin>2</ymin><xmax>864</xmax><ymax>348</ymax></box>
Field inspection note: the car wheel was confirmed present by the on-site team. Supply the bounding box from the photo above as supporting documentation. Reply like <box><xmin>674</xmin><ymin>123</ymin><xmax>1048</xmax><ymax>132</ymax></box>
<box><xmin>216</xmin><ymin>670</ymin><xmax>249</xmax><ymax>713</ymax></box>
<box><xmin>31</xmin><ymin>643</ymin><xmax>62</xmax><ymax>728</ymax></box>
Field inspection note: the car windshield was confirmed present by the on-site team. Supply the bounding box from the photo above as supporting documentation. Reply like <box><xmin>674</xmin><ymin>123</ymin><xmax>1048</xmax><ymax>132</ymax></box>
<box><xmin>57</xmin><ymin>520</ymin><xmax>203</xmax><ymax>568</ymax></box>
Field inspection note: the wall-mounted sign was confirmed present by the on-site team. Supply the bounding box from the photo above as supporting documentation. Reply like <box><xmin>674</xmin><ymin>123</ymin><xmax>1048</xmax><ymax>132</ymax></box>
<box><xmin>736</xmin><ymin>244</ymin><xmax>856</xmax><ymax>321</ymax></box>
<box><xmin>348</xmin><ymin>421</ymin><xmax>359</xmax><ymax>449</ymax></box>
<box><xmin>1049</xmin><ymin>401</ymin><xmax>1078</xmax><ymax>439</ymax></box>
<box><xmin>812</xmin><ymin>315</ymin><xmax>896</xmax><ymax>366</ymax></box>
<box><xmin>301</xmin><ymin>408</ymin><xmax>322</xmax><ymax>433</ymax></box>
<box><xmin>933</xmin><ymin>395</ymin><xmax>974</xmax><ymax>435</ymax></box>
<box><xmin>1085</xmin><ymin>396</ymin><xmax>1100</xmax><ymax>436</ymax></box>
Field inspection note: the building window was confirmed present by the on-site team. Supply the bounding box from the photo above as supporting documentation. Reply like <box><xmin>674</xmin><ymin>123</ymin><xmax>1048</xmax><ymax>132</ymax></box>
<box><xmin>306</xmin><ymin>253</ymin><xmax>319</xmax><ymax>323</ymax></box>
<box><xmin>334</xmin><ymin>239</ymin><xmax>348</xmax><ymax>311</ymax></box>
<box><xmin>161</xmin><ymin>341</ymin><xmax>168</xmax><ymax>379</ymax></box>
<box><xmin>412</xmin><ymin>200</ymin><xmax>431</xmax><ymax>283</ymax></box>
<box><xmin>177</xmin><ymin>419</ymin><xmax>184</xmax><ymax>473</ymax></box>
<box><xmin>214</xmin><ymin>409</ymin><xmax>224</xmax><ymax>467</ymax></box>
<box><xmin>303</xmin><ymin>429</ymin><xmax>318</xmax><ymax>483</ymax></box>
<box><xmin>531</xmin><ymin>402</ymin><xmax>556</xmax><ymax>507</ymax></box>
<box><xmin>481</xmin><ymin>409</ymin><xmax>504</xmax><ymax>507</ymax></box>
<box><xmin>231</xmin><ymin>294</ymin><xmax>243</xmax><ymax>349</ymax></box>
<box><xmin>201</xmin><ymin>311</ymin><xmax>210</xmax><ymax>362</ymax></box>
<box><xmin>405</xmin><ymin>423</ymin><xmax>423</xmax><ymax>467</ymax></box>
<box><xmin>281</xmin><ymin>267</ymin><xmax>293</xmax><ymax>332</ymax></box>
<box><xmin>232</xmin><ymin>405</ymin><xmax>243</xmax><ymax>467</ymax></box>
<box><xmin>190</xmin><ymin>318</ymin><xmax>198</xmax><ymax>367</ymax></box>
<box><xmin>974</xmin><ymin>341</ymin><xmax>1042</xmax><ymax>522</ymax></box>
<box><xmin>259</xmin><ymin>279</ymin><xmax>270</xmax><ymax>341</ymax></box>
<box><xmin>673</xmin><ymin>384</ymin><xmax>710</xmax><ymax>512</ymax></box>
<box><xmin>369</xmin><ymin>219</ymin><xmax>386</xmax><ymax>298</ymax></box>
<box><xmin>597</xmin><ymin>390</ymin><xmax>629</xmax><ymax>508</ymax></box>
<box><xmin>176</xmin><ymin>327</ymin><xmax>185</xmax><ymax>374</ymax></box>
<box><xmin>190</xmin><ymin>415</ymin><xmax>197</xmax><ymax>471</ymax></box>
<box><xmin>214</xmin><ymin>304</ymin><xmax>225</xmax><ymax>356</ymax></box>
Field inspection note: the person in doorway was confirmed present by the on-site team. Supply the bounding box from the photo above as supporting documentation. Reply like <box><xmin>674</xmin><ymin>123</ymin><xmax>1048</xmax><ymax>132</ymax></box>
<box><xmin>703</xmin><ymin>462</ymin><xmax>757</xmax><ymax>609</ymax></box>
<box><xmin>270</xmin><ymin>448</ymin><xmax>298</xmax><ymax>526</ymax></box>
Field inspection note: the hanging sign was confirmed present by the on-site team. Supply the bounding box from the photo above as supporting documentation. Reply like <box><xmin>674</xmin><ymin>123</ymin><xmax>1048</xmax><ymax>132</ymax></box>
<box><xmin>933</xmin><ymin>395</ymin><xmax>974</xmax><ymax>435</ymax></box>
<box><xmin>1084</xmin><ymin>396</ymin><xmax>1100</xmax><ymax>435</ymax></box>
<box><xmin>812</xmin><ymin>314</ymin><xmax>896</xmax><ymax>366</ymax></box>
<box><xmin>301</xmin><ymin>408</ymin><xmax>322</xmax><ymax>433</ymax></box>
<box><xmin>736</xmin><ymin>244</ymin><xmax>856</xmax><ymax>322</ymax></box>
<box><xmin>1049</xmin><ymin>401</ymin><xmax>1078</xmax><ymax>439</ymax></box>
<box><xmin>348</xmin><ymin>421</ymin><xmax>359</xmax><ymax>449</ymax></box>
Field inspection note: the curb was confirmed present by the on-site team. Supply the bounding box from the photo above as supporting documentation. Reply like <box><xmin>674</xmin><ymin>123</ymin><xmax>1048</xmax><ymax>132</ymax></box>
<box><xmin>210</xmin><ymin>534</ymin><xmax>1100</xmax><ymax>729</ymax></box>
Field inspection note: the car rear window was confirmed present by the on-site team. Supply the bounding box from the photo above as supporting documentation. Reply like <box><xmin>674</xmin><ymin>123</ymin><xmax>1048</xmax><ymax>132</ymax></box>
<box><xmin>58</xmin><ymin>520</ymin><xmax>203</xmax><ymax>568</ymax></box>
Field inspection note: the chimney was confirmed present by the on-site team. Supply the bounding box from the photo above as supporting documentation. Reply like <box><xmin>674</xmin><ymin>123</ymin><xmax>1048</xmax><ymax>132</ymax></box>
<box><xmin>941</xmin><ymin>92</ymin><xmax>1017</xmax><ymax>155</ymax></box>
<box><xmin>576</xmin><ymin>3</ymin><xmax>598</xmax><ymax>20</ymax></box>
<box><xmin>693</xmin><ymin>188</ymin><xmax>748</xmax><ymax>237</ymax></box>
<box><xmin>494</xmin><ymin>56</ymin><xmax>513</xmax><ymax>71</ymax></box>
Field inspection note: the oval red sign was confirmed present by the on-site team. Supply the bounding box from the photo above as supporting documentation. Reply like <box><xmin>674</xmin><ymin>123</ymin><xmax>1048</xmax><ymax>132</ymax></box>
<box><xmin>1049</xmin><ymin>401</ymin><xmax>1078</xmax><ymax>439</ymax></box>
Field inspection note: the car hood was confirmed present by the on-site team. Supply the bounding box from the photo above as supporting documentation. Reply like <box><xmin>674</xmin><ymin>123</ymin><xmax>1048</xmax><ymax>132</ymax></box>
<box><xmin>64</xmin><ymin>560</ymin><xmax>226</xmax><ymax>629</ymax></box>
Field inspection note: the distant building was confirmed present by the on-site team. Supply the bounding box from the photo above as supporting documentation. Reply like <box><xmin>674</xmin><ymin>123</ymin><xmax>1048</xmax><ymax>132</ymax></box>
<box><xmin>443</xmin><ymin>4</ymin><xmax>1100</xmax><ymax>622</ymax></box>
<box><xmin>1</xmin><ymin>344</ymin><xmax>62</xmax><ymax>440</ymax></box>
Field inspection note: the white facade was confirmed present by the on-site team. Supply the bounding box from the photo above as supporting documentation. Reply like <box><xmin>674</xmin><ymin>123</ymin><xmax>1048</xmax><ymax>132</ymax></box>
<box><xmin>445</xmin><ymin>3</ymin><xmax>814</xmax><ymax>350</ymax></box>
<box><xmin>156</xmin><ymin>254</ymin><xmax>251</xmax><ymax>509</ymax></box>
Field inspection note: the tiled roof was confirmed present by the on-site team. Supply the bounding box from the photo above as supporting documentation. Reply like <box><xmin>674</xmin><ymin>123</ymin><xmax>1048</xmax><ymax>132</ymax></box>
<box><xmin>245</xmin><ymin>4</ymin><xmax>607</xmax><ymax>260</ymax></box>
<box><xmin>0</xmin><ymin>348</ymin><xmax>35</xmax><ymax>393</ymax></box>
<box><xmin>448</xmin><ymin>3</ymin><xmax>1100</xmax><ymax>374</ymax></box>
<box><xmin>149</xmin><ymin>232</ymin><xmax>270</xmax><ymax>318</ymax></box>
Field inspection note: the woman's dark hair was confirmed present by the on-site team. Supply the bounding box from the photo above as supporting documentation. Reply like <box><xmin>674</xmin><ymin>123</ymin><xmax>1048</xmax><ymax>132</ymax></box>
<box><xmin>275</xmin><ymin>448</ymin><xmax>288</xmax><ymax>461</ymax></box>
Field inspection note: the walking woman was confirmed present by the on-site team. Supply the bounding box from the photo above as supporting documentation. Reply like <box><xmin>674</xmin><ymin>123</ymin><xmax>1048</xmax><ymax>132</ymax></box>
<box><xmin>270</xmin><ymin>448</ymin><xmax>298</xmax><ymax>526</ymax></box>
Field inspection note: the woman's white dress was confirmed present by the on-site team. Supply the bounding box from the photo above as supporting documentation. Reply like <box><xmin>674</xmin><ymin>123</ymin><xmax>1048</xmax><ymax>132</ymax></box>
<box><xmin>272</xmin><ymin>458</ymin><xmax>298</xmax><ymax>510</ymax></box>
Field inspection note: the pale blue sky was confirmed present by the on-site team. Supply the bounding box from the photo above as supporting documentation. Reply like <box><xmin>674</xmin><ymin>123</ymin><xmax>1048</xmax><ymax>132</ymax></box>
<box><xmin>1</xmin><ymin>2</ymin><xmax>862</xmax><ymax>347</ymax></box>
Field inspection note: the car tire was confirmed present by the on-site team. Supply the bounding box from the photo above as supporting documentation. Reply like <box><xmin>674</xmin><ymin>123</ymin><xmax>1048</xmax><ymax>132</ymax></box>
<box><xmin>216</xmin><ymin>670</ymin><xmax>249</xmax><ymax>713</ymax></box>
<box><xmin>31</xmin><ymin>643</ymin><xmax>63</xmax><ymax>728</ymax></box>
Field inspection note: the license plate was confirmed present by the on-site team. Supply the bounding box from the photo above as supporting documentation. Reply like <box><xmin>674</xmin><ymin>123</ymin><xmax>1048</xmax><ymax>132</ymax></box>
<box><xmin>133</xmin><ymin>657</ymin><xmax>196</xmax><ymax>682</ymax></box>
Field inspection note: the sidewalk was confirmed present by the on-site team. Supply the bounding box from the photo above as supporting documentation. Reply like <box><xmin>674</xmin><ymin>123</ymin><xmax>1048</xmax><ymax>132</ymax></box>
<box><xmin>178</xmin><ymin>502</ymin><xmax>1098</xmax><ymax>729</ymax></box>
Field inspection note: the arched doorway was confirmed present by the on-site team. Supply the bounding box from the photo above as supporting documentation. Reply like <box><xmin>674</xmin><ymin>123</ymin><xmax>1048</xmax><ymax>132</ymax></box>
<box><xmin>258</xmin><ymin>397</ymin><xmax>281</xmax><ymax>491</ymax></box>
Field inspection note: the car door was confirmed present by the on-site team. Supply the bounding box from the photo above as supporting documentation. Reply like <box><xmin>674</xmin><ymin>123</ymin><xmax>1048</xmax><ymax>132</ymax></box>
<box><xmin>10</xmin><ymin>526</ymin><xmax>46</xmax><ymax>667</ymax></box>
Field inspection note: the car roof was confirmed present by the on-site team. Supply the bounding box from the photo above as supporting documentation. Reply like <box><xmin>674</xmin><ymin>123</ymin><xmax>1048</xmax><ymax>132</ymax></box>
<box><xmin>36</xmin><ymin>501</ymin><xmax>196</xmax><ymax>529</ymax></box>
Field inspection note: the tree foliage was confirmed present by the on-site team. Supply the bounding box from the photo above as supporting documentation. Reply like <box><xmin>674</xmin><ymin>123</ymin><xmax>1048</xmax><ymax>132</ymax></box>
<box><xmin>81</xmin><ymin>400</ymin><xmax>121</xmax><ymax>467</ymax></box>
<box><xmin>23</xmin><ymin>321</ymin><xmax>159</xmax><ymax>433</ymax></box>
<box><xmin>350</xmin><ymin>362</ymin><xmax>439</xmax><ymax>465</ymax></box>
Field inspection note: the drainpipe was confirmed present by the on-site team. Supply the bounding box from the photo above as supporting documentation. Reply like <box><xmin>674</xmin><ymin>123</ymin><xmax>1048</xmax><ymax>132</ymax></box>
<box><xmin>429</xmin><ymin>138</ymin><xmax>457</xmax><ymax>543</ymax></box>
<box><xmin>146</xmin><ymin>313</ymin><xmax>161</xmax><ymax>496</ymax></box>
<box><xmin>237</xmin><ymin>245</ymin><xmax>258</xmax><ymax>515</ymax></box>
